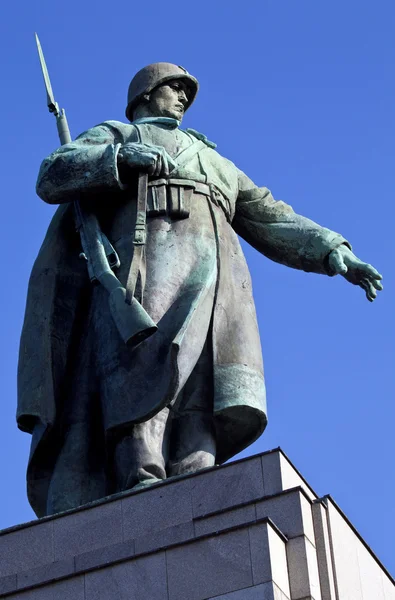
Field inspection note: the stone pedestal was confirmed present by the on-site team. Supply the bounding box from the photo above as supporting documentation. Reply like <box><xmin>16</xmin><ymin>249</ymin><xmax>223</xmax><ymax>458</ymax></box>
<box><xmin>1</xmin><ymin>448</ymin><xmax>394</xmax><ymax>599</ymax></box>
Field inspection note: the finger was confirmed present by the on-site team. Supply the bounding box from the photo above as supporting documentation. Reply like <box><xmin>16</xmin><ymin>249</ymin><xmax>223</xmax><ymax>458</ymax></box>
<box><xmin>144</xmin><ymin>153</ymin><xmax>157</xmax><ymax>175</ymax></box>
<box><xmin>168</xmin><ymin>156</ymin><xmax>177</xmax><ymax>173</ymax></box>
<box><xmin>365</xmin><ymin>280</ymin><xmax>377</xmax><ymax>300</ymax></box>
<box><xmin>360</xmin><ymin>262</ymin><xmax>383</xmax><ymax>280</ymax></box>
<box><xmin>154</xmin><ymin>153</ymin><xmax>162</xmax><ymax>177</ymax></box>
<box><xmin>140</xmin><ymin>152</ymin><xmax>156</xmax><ymax>166</ymax></box>
<box><xmin>328</xmin><ymin>249</ymin><xmax>348</xmax><ymax>275</ymax></box>
<box><xmin>360</xmin><ymin>279</ymin><xmax>376</xmax><ymax>302</ymax></box>
<box><xmin>371</xmin><ymin>278</ymin><xmax>383</xmax><ymax>291</ymax></box>
<box><xmin>360</xmin><ymin>283</ymin><xmax>374</xmax><ymax>302</ymax></box>
<box><xmin>158</xmin><ymin>148</ymin><xmax>169</xmax><ymax>176</ymax></box>
<box><xmin>161</xmin><ymin>153</ymin><xmax>169</xmax><ymax>176</ymax></box>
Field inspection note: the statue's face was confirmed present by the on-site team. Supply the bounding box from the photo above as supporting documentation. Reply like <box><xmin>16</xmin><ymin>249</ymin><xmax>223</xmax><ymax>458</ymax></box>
<box><xmin>146</xmin><ymin>80</ymin><xmax>189</xmax><ymax>121</ymax></box>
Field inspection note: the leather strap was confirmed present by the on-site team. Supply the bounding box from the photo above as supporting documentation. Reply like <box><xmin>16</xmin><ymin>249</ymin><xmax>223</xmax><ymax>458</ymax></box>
<box><xmin>125</xmin><ymin>172</ymin><xmax>148</xmax><ymax>305</ymax></box>
<box><xmin>172</xmin><ymin>139</ymin><xmax>207</xmax><ymax>170</ymax></box>
<box><xmin>148</xmin><ymin>178</ymin><xmax>211</xmax><ymax>198</ymax></box>
<box><xmin>124</xmin><ymin>139</ymin><xmax>207</xmax><ymax>306</ymax></box>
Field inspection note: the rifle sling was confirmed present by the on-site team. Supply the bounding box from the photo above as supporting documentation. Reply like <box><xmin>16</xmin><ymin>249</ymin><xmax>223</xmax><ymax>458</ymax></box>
<box><xmin>172</xmin><ymin>139</ymin><xmax>207</xmax><ymax>170</ymax></box>
<box><xmin>125</xmin><ymin>172</ymin><xmax>148</xmax><ymax>305</ymax></box>
<box><xmin>124</xmin><ymin>140</ymin><xmax>207</xmax><ymax>306</ymax></box>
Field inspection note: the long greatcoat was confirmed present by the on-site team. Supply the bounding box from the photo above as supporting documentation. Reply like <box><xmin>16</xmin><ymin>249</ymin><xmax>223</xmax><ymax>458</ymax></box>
<box><xmin>18</xmin><ymin>120</ymin><xmax>348</xmax><ymax>516</ymax></box>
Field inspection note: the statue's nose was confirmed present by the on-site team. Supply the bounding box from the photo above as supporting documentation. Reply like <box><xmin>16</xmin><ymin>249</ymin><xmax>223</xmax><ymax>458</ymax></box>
<box><xmin>178</xmin><ymin>89</ymin><xmax>188</xmax><ymax>104</ymax></box>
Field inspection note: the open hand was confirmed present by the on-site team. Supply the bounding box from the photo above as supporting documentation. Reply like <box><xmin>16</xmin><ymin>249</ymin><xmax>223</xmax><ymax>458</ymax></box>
<box><xmin>328</xmin><ymin>245</ymin><xmax>383</xmax><ymax>302</ymax></box>
<box><xmin>118</xmin><ymin>142</ymin><xmax>176</xmax><ymax>177</ymax></box>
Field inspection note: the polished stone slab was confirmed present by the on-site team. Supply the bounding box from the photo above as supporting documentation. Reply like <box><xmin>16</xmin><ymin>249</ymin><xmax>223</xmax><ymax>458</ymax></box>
<box><xmin>0</xmin><ymin>448</ymin><xmax>393</xmax><ymax>600</ymax></box>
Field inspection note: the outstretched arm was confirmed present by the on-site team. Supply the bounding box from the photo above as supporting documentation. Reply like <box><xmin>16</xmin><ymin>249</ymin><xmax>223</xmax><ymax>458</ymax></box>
<box><xmin>233</xmin><ymin>170</ymin><xmax>382</xmax><ymax>301</ymax></box>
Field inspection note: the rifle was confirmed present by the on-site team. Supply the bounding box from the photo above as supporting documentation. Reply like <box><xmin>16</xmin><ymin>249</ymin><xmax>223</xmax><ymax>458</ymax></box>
<box><xmin>35</xmin><ymin>33</ymin><xmax>157</xmax><ymax>347</ymax></box>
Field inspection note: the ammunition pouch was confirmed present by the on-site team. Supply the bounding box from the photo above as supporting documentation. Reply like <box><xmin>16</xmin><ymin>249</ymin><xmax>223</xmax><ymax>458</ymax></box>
<box><xmin>147</xmin><ymin>178</ymin><xmax>226</xmax><ymax>220</ymax></box>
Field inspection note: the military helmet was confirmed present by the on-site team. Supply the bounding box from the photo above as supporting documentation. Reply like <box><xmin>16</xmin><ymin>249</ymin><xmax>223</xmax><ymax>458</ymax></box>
<box><xmin>125</xmin><ymin>62</ymin><xmax>199</xmax><ymax>122</ymax></box>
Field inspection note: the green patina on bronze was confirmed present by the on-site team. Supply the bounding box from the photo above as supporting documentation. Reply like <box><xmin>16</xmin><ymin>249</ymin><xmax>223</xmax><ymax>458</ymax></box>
<box><xmin>18</xmin><ymin>48</ymin><xmax>383</xmax><ymax>518</ymax></box>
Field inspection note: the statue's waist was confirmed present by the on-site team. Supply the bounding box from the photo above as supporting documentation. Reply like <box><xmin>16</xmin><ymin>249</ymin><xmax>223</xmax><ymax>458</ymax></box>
<box><xmin>146</xmin><ymin>178</ymin><xmax>210</xmax><ymax>219</ymax></box>
<box><xmin>146</xmin><ymin>177</ymin><xmax>231</xmax><ymax>221</ymax></box>
<box><xmin>108</xmin><ymin>178</ymin><xmax>232</xmax><ymax>242</ymax></box>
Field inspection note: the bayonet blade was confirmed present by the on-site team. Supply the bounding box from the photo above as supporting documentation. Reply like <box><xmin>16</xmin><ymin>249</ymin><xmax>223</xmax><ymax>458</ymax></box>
<box><xmin>35</xmin><ymin>33</ymin><xmax>58</xmax><ymax>114</ymax></box>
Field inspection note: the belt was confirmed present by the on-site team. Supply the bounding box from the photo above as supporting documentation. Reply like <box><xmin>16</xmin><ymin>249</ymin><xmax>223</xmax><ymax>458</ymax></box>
<box><xmin>147</xmin><ymin>178</ymin><xmax>211</xmax><ymax>219</ymax></box>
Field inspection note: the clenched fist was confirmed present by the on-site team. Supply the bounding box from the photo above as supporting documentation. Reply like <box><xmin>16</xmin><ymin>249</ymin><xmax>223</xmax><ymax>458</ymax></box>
<box><xmin>117</xmin><ymin>142</ymin><xmax>176</xmax><ymax>180</ymax></box>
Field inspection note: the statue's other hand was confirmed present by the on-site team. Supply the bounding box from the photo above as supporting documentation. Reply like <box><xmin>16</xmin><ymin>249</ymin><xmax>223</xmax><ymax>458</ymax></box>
<box><xmin>328</xmin><ymin>245</ymin><xmax>383</xmax><ymax>302</ymax></box>
<box><xmin>118</xmin><ymin>143</ymin><xmax>176</xmax><ymax>178</ymax></box>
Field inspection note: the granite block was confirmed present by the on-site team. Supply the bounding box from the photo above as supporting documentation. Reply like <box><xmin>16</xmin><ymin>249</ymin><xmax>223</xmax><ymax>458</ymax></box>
<box><xmin>261</xmin><ymin>452</ymin><xmax>316</xmax><ymax>501</ymax></box>
<box><xmin>249</xmin><ymin>523</ymin><xmax>290</xmax><ymax>597</ymax></box>
<box><xmin>0</xmin><ymin>522</ymin><xmax>53</xmax><ymax>578</ymax></box>
<box><xmin>208</xmin><ymin>581</ymin><xmax>290</xmax><ymax>599</ymax></box>
<box><xmin>7</xmin><ymin>587</ymin><xmax>54</xmax><ymax>599</ymax></box>
<box><xmin>256</xmin><ymin>490</ymin><xmax>313</xmax><ymax>541</ymax></box>
<box><xmin>75</xmin><ymin>539</ymin><xmax>135</xmax><ymax>572</ymax></box>
<box><xmin>357</xmin><ymin>541</ymin><xmax>385</xmax><ymax>600</ymax></box>
<box><xmin>248</xmin><ymin>523</ymin><xmax>272</xmax><ymax>584</ymax></box>
<box><xmin>194</xmin><ymin>504</ymin><xmax>256</xmax><ymax>537</ymax></box>
<box><xmin>134</xmin><ymin>520</ymin><xmax>194</xmax><ymax>554</ymax></box>
<box><xmin>266</xmin><ymin>526</ymin><xmax>290</xmax><ymax>597</ymax></box>
<box><xmin>166</xmin><ymin>528</ymin><xmax>253</xmax><ymax>600</ymax></box>
<box><xmin>122</xmin><ymin>478</ymin><xmax>193</xmax><ymax>541</ymax></box>
<box><xmin>254</xmin><ymin>523</ymin><xmax>290</xmax><ymax>596</ymax></box>
<box><xmin>191</xmin><ymin>457</ymin><xmax>264</xmax><ymax>518</ymax></box>
<box><xmin>260</xmin><ymin>451</ymin><xmax>283</xmax><ymax>497</ymax></box>
<box><xmin>311</xmin><ymin>502</ymin><xmax>336</xmax><ymax>600</ymax></box>
<box><xmin>53</xmin><ymin>501</ymin><xmax>123</xmax><ymax>560</ymax></box>
<box><xmin>17</xmin><ymin>558</ymin><xmax>74</xmax><ymax>590</ymax></box>
<box><xmin>85</xmin><ymin>552</ymin><xmax>167</xmax><ymax>600</ymax></box>
<box><xmin>382</xmin><ymin>571</ymin><xmax>395</xmax><ymax>600</ymax></box>
<box><xmin>6</xmin><ymin>576</ymin><xmax>85</xmax><ymax>600</ymax></box>
<box><xmin>325</xmin><ymin>497</ymin><xmax>394</xmax><ymax>600</ymax></box>
<box><xmin>0</xmin><ymin>574</ymin><xmax>17</xmax><ymax>596</ymax></box>
<box><xmin>298</xmin><ymin>494</ymin><xmax>315</xmax><ymax>544</ymax></box>
<box><xmin>326</xmin><ymin>500</ymin><xmax>362</xmax><ymax>600</ymax></box>
<box><xmin>287</xmin><ymin>536</ymin><xmax>321</xmax><ymax>600</ymax></box>
<box><xmin>277</xmin><ymin>453</ymin><xmax>316</xmax><ymax>501</ymax></box>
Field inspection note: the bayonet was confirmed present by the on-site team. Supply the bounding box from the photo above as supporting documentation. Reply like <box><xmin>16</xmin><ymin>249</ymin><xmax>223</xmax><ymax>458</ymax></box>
<box><xmin>35</xmin><ymin>33</ymin><xmax>71</xmax><ymax>145</ymax></box>
<box><xmin>35</xmin><ymin>33</ymin><xmax>58</xmax><ymax>115</ymax></box>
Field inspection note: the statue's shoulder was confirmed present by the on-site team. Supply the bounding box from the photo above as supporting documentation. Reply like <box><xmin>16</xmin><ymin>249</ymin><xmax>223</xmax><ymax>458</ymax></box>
<box><xmin>185</xmin><ymin>128</ymin><xmax>236</xmax><ymax>170</ymax></box>
<box><xmin>183</xmin><ymin>128</ymin><xmax>236</xmax><ymax>170</ymax></box>
<box><xmin>81</xmin><ymin>120</ymin><xmax>138</xmax><ymax>144</ymax></box>
<box><xmin>183</xmin><ymin>128</ymin><xmax>217</xmax><ymax>149</ymax></box>
<box><xmin>100</xmin><ymin>120</ymin><xmax>135</xmax><ymax>135</ymax></box>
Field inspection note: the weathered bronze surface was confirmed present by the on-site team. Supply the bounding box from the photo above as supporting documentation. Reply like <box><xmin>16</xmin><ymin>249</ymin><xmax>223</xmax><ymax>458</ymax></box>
<box><xmin>18</xmin><ymin>60</ymin><xmax>382</xmax><ymax>517</ymax></box>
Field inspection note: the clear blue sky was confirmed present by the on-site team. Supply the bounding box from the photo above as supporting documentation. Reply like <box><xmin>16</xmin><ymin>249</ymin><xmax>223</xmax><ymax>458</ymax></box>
<box><xmin>1</xmin><ymin>0</ymin><xmax>394</xmax><ymax>576</ymax></box>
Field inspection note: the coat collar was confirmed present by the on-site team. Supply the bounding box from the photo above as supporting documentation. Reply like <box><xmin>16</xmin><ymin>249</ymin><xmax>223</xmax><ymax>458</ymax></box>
<box><xmin>131</xmin><ymin>117</ymin><xmax>180</xmax><ymax>129</ymax></box>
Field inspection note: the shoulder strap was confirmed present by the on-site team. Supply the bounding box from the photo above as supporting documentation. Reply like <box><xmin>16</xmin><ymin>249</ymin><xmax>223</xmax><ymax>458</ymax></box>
<box><xmin>184</xmin><ymin>128</ymin><xmax>217</xmax><ymax>149</ymax></box>
<box><xmin>174</xmin><ymin>139</ymin><xmax>207</xmax><ymax>169</ymax></box>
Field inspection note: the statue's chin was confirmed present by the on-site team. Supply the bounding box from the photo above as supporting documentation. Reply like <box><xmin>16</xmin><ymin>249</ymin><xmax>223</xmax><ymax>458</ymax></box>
<box><xmin>159</xmin><ymin>109</ymin><xmax>184</xmax><ymax>121</ymax></box>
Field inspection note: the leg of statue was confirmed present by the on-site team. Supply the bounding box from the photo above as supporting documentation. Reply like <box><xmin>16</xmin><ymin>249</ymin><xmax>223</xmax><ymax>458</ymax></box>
<box><xmin>167</xmin><ymin>340</ymin><xmax>216</xmax><ymax>477</ymax></box>
<box><xmin>113</xmin><ymin>406</ymin><xmax>171</xmax><ymax>492</ymax></box>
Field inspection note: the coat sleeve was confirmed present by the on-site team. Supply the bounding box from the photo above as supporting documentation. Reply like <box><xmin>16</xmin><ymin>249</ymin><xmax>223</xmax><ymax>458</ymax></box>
<box><xmin>232</xmin><ymin>169</ymin><xmax>351</xmax><ymax>275</ymax></box>
<box><xmin>36</xmin><ymin>122</ymin><xmax>127</xmax><ymax>204</ymax></box>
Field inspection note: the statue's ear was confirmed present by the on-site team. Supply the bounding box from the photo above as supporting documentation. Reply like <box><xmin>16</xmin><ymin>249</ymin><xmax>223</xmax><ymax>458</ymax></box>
<box><xmin>142</xmin><ymin>94</ymin><xmax>150</xmax><ymax>103</ymax></box>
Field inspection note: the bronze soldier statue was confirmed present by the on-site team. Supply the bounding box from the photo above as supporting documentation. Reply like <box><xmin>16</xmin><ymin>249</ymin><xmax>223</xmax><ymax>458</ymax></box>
<box><xmin>18</xmin><ymin>62</ymin><xmax>382</xmax><ymax>517</ymax></box>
